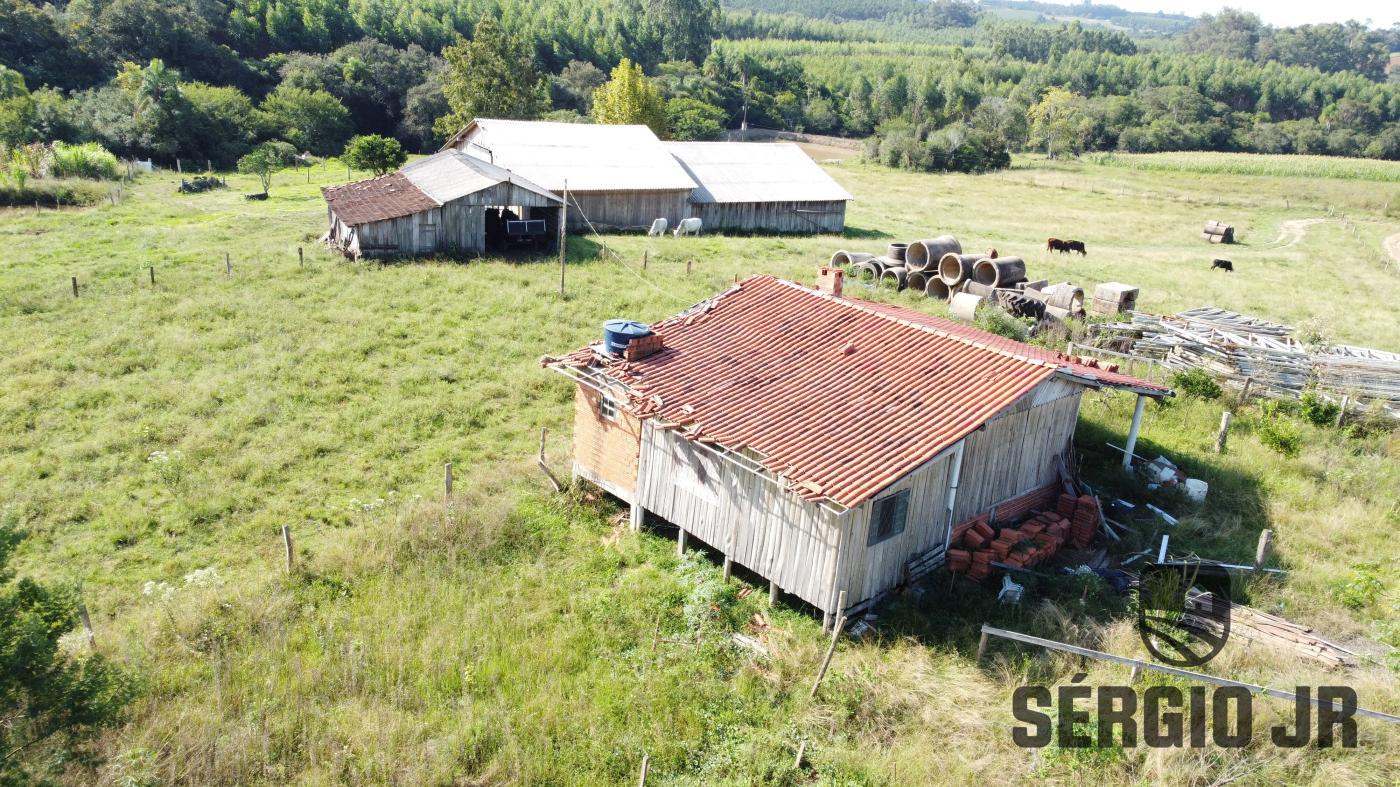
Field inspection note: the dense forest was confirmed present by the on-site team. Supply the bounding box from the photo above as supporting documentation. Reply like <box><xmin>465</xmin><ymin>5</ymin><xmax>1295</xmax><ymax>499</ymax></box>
<box><xmin>2</xmin><ymin>0</ymin><xmax>1399</xmax><ymax>176</ymax></box>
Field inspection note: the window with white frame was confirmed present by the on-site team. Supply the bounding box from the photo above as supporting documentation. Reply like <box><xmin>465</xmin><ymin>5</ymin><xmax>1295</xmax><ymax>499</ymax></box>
<box><xmin>867</xmin><ymin>489</ymin><xmax>909</xmax><ymax>546</ymax></box>
<box><xmin>598</xmin><ymin>394</ymin><xmax>620</xmax><ymax>421</ymax></box>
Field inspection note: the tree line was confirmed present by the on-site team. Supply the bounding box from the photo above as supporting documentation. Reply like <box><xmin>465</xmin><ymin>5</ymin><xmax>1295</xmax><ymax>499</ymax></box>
<box><xmin>2</xmin><ymin>0</ymin><xmax>1399</xmax><ymax>178</ymax></box>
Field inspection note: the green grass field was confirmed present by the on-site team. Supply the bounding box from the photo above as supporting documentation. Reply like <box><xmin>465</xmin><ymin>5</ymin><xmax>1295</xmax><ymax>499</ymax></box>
<box><xmin>3</xmin><ymin>154</ymin><xmax>1399</xmax><ymax>784</ymax></box>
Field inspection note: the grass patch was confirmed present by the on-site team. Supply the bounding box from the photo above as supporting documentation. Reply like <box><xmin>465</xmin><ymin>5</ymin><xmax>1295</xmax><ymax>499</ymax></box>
<box><xmin>1088</xmin><ymin>151</ymin><xmax>1400</xmax><ymax>182</ymax></box>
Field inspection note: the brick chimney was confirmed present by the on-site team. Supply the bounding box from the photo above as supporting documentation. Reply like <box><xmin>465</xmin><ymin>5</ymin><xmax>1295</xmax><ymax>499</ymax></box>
<box><xmin>816</xmin><ymin>266</ymin><xmax>843</xmax><ymax>297</ymax></box>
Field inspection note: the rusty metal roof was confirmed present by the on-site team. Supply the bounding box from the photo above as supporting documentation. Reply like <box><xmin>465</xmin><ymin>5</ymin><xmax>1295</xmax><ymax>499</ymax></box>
<box><xmin>547</xmin><ymin>276</ymin><xmax>1168</xmax><ymax>508</ymax></box>
<box><xmin>322</xmin><ymin>172</ymin><xmax>437</xmax><ymax>225</ymax></box>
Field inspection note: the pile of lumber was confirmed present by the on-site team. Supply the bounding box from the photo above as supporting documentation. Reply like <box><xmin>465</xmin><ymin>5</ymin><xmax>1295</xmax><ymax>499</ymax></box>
<box><xmin>1202</xmin><ymin>220</ymin><xmax>1235</xmax><ymax>244</ymax></box>
<box><xmin>946</xmin><ymin>495</ymin><xmax>1105</xmax><ymax>582</ymax></box>
<box><xmin>1184</xmin><ymin>592</ymin><xmax>1360</xmax><ymax>668</ymax></box>
<box><xmin>1096</xmin><ymin>307</ymin><xmax>1400</xmax><ymax>416</ymax></box>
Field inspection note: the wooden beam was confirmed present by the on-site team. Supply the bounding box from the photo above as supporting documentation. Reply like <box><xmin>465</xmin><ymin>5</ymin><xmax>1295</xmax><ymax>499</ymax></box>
<box><xmin>1122</xmin><ymin>394</ymin><xmax>1147</xmax><ymax>471</ymax></box>
<box><xmin>1214</xmin><ymin>411</ymin><xmax>1232</xmax><ymax>453</ymax></box>
<box><xmin>1254</xmin><ymin>529</ymin><xmax>1273</xmax><ymax>568</ymax></box>
<box><xmin>810</xmin><ymin>590</ymin><xmax>847</xmax><ymax>697</ymax></box>
<box><xmin>979</xmin><ymin>624</ymin><xmax>1400</xmax><ymax>725</ymax></box>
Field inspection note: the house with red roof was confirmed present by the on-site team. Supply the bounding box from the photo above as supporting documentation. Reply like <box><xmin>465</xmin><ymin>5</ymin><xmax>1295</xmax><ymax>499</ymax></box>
<box><xmin>544</xmin><ymin>270</ymin><xmax>1170</xmax><ymax>622</ymax></box>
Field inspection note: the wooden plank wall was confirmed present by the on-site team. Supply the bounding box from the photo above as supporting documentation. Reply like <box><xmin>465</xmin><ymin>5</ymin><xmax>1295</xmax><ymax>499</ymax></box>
<box><xmin>636</xmin><ymin>422</ymin><xmax>842</xmax><ymax>610</ymax></box>
<box><xmin>572</xmin><ymin>386</ymin><xmax>643</xmax><ymax>503</ymax></box>
<box><xmin>951</xmin><ymin>379</ymin><xmax>1084</xmax><ymax>524</ymax></box>
<box><xmin>567</xmin><ymin>190</ymin><xmax>691</xmax><ymax>232</ymax></box>
<box><xmin>688</xmin><ymin>200</ymin><xmax>847</xmax><ymax>233</ymax></box>
<box><xmin>833</xmin><ymin>449</ymin><xmax>956</xmax><ymax>605</ymax></box>
<box><xmin>343</xmin><ymin>183</ymin><xmax>560</xmax><ymax>258</ymax></box>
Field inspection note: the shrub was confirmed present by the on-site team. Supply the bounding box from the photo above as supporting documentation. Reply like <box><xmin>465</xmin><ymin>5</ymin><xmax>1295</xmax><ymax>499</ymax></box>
<box><xmin>0</xmin><ymin>177</ymin><xmax>108</xmax><ymax>207</ymax></box>
<box><xmin>1256</xmin><ymin>417</ymin><xmax>1302</xmax><ymax>457</ymax></box>
<box><xmin>974</xmin><ymin>307</ymin><xmax>1030</xmax><ymax>341</ymax></box>
<box><xmin>1330</xmin><ymin>563</ymin><xmax>1384</xmax><ymax>610</ymax></box>
<box><xmin>1300</xmin><ymin>390</ymin><xmax>1341</xmax><ymax>427</ymax></box>
<box><xmin>341</xmin><ymin>134</ymin><xmax>407</xmax><ymax>176</ymax></box>
<box><xmin>1169</xmin><ymin>369</ymin><xmax>1221</xmax><ymax>400</ymax></box>
<box><xmin>47</xmin><ymin>141</ymin><xmax>119</xmax><ymax>180</ymax></box>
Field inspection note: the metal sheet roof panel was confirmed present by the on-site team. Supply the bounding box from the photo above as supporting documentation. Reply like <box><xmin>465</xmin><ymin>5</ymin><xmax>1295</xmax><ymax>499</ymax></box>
<box><xmin>664</xmin><ymin>142</ymin><xmax>853</xmax><ymax>204</ymax></box>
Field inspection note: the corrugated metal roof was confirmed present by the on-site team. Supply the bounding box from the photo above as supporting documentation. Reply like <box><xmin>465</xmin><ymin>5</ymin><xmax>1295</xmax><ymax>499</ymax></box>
<box><xmin>321</xmin><ymin>173</ymin><xmax>437</xmax><ymax>225</ymax></box>
<box><xmin>664</xmin><ymin>142</ymin><xmax>853</xmax><ymax>204</ymax></box>
<box><xmin>401</xmin><ymin>150</ymin><xmax>560</xmax><ymax>204</ymax></box>
<box><xmin>450</xmin><ymin>118</ymin><xmax>698</xmax><ymax>192</ymax></box>
<box><xmin>548</xmin><ymin>276</ymin><xmax>1168</xmax><ymax>508</ymax></box>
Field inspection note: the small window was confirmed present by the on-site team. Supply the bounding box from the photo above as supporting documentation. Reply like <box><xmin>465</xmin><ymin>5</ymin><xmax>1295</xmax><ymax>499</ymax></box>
<box><xmin>867</xmin><ymin>489</ymin><xmax>909</xmax><ymax>546</ymax></box>
<box><xmin>598</xmin><ymin>395</ymin><xmax>620</xmax><ymax>422</ymax></box>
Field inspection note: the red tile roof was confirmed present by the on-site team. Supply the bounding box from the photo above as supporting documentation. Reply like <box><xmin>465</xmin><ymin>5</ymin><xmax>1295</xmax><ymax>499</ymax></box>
<box><xmin>322</xmin><ymin>172</ymin><xmax>437</xmax><ymax>225</ymax></box>
<box><xmin>548</xmin><ymin>275</ymin><xmax>1168</xmax><ymax>508</ymax></box>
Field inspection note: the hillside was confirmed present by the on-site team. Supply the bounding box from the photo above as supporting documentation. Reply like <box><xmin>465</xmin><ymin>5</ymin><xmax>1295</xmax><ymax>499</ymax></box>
<box><xmin>3</xmin><ymin>153</ymin><xmax>1399</xmax><ymax>783</ymax></box>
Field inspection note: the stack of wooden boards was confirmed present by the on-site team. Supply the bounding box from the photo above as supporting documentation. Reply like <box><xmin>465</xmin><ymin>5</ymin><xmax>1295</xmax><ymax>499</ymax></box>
<box><xmin>946</xmin><ymin>495</ymin><xmax>1104</xmax><ymax>582</ymax></box>
<box><xmin>1202</xmin><ymin>220</ymin><xmax>1235</xmax><ymax>244</ymax></box>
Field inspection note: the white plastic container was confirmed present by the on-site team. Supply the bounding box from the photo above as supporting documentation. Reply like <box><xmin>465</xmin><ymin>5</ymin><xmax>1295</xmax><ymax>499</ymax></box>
<box><xmin>1184</xmin><ymin>478</ymin><xmax>1208</xmax><ymax>504</ymax></box>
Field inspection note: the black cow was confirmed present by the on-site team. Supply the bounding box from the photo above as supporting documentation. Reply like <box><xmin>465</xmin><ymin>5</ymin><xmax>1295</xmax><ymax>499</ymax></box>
<box><xmin>1065</xmin><ymin>240</ymin><xmax>1087</xmax><ymax>255</ymax></box>
<box><xmin>1211</xmin><ymin>258</ymin><xmax>1234</xmax><ymax>272</ymax></box>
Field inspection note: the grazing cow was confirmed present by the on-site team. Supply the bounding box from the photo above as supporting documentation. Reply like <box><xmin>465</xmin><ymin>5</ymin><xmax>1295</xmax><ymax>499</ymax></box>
<box><xmin>1065</xmin><ymin>240</ymin><xmax>1087</xmax><ymax>255</ymax></box>
<box><xmin>985</xmin><ymin>247</ymin><xmax>999</xmax><ymax>259</ymax></box>
<box><xmin>1211</xmin><ymin>258</ymin><xmax>1234</xmax><ymax>272</ymax></box>
<box><xmin>1047</xmin><ymin>238</ymin><xmax>1069</xmax><ymax>254</ymax></box>
<box><xmin>673</xmin><ymin>217</ymin><xmax>703</xmax><ymax>237</ymax></box>
<box><xmin>647</xmin><ymin>218</ymin><xmax>668</xmax><ymax>237</ymax></box>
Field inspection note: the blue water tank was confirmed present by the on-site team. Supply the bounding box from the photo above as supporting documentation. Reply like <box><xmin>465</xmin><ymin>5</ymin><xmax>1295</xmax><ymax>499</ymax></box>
<box><xmin>603</xmin><ymin>319</ymin><xmax>651</xmax><ymax>355</ymax></box>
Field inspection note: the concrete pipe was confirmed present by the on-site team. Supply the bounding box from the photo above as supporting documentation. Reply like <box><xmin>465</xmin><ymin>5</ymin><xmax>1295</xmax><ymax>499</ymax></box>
<box><xmin>886</xmin><ymin>242</ymin><xmax>909</xmax><ymax>263</ymax></box>
<box><xmin>1018</xmin><ymin>279</ymin><xmax>1049</xmax><ymax>291</ymax></box>
<box><xmin>973</xmin><ymin>256</ymin><xmax>1027</xmax><ymax>287</ymax></box>
<box><xmin>1044</xmin><ymin>304</ymin><xmax>1072</xmax><ymax>321</ymax></box>
<box><xmin>938</xmin><ymin>253</ymin><xmax>980</xmax><ymax>286</ymax></box>
<box><xmin>906</xmin><ymin>235</ymin><xmax>963</xmax><ymax>272</ymax></box>
<box><xmin>852</xmin><ymin>262</ymin><xmax>881</xmax><ymax>285</ymax></box>
<box><xmin>926</xmin><ymin>277</ymin><xmax>956</xmax><ymax>301</ymax></box>
<box><xmin>907</xmin><ymin>270</ymin><xmax>932</xmax><ymax>293</ymax></box>
<box><xmin>1044</xmin><ymin>285</ymin><xmax>1085</xmax><ymax>312</ymax></box>
<box><xmin>962</xmin><ymin>280</ymin><xmax>994</xmax><ymax>298</ymax></box>
<box><xmin>830</xmin><ymin>250</ymin><xmax>875</xmax><ymax>268</ymax></box>
<box><xmin>879</xmin><ymin>266</ymin><xmax>909</xmax><ymax>291</ymax></box>
<box><xmin>949</xmin><ymin>292</ymin><xmax>983</xmax><ymax>321</ymax></box>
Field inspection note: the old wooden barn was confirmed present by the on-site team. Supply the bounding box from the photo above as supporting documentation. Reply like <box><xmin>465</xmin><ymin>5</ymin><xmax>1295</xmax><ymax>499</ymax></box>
<box><xmin>441</xmin><ymin>118</ymin><xmax>853</xmax><ymax>233</ymax></box>
<box><xmin>322</xmin><ymin>149</ymin><xmax>561</xmax><ymax>259</ymax></box>
<box><xmin>544</xmin><ymin>270</ymin><xmax>1169</xmax><ymax>622</ymax></box>
<box><xmin>441</xmin><ymin>118</ymin><xmax>698</xmax><ymax>232</ymax></box>
<box><xmin>665</xmin><ymin>141</ymin><xmax>851</xmax><ymax>233</ymax></box>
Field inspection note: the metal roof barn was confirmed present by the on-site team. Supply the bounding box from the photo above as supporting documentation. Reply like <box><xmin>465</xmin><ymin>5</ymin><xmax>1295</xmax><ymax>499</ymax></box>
<box><xmin>544</xmin><ymin>272</ymin><xmax>1169</xmax><ymax>622</ymax></box>
<box><xmin>666</xmin><ymin>141</ymin><xmax>853</xmax><ymax>233</ymax></box>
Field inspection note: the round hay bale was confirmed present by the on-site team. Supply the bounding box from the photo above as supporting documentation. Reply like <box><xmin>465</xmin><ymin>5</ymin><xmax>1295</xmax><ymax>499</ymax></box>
<box><xmin>926</xmin><ymin>277</ymin><xmax>955</xmax><ymax>301</ymax></box>
<box><xmin>830</xmin><ymin>250</ymin><xmax>875</xmax><ymax>268</ymax></box>
<box><xmin>973</xmin><ymin>257</ymin><xmax>1026</xmax><ymax>287</ymax></box>
<box><xmin>938</xmin><ymin>253</ymin><xmax>980</xmax><ymax>286</ymax></box>
<box><xmin>886</xmin><ymin>242</ymin><xmax>908</xmax><ymax>263</ymax></box>
<box><xmin>906</xmin><ymin>235</ymin><xmax>962</xmax><ymax>271</ymax></box>
<box><xmin>948</xmin><ymin>292</ymin><xmax>982</xmax><ymax>321</ymax></box>
<box><xmin>879</xmin><ymin>266</ymin><xmax>908</xmax><ymax>291</ymax></box>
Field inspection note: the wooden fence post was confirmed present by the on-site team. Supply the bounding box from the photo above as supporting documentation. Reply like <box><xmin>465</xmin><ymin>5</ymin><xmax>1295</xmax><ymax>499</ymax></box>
<box><xmin>225</xmin><ymin>252</ymin><xmax>231</xmax><ymax>276</ymax></box>
<box><xmin>1214</xmin><ymin>411</ymin><xmax>1232</xmax><ymax>453</ymax></box>
<box><xmin>444</xmin><ymin>462</ymin><xmax>453</xmax><ymax>498</ymax></box>
<box><xmin>810</xmin><ymin>590</ymin><xmax>847</xmax><ymax>697</ymax></box>
<box><xmin>298</xmin><ymin>246</ymin><xmax>304</xmax><ymax>267</ymax></box>
<box><xmin>686</xmin><ymin>259</ymin><xmax>693</xmax><ymax>275</ymax></box>
<box><xmin>1254</xmin><ymin>529</ymin><xmax>1273</xmax><ymax>568</ymax></box>
<box><xmin>71</xmin><ymin>276</ymin><xmax>79</xmax><ymax>298</ymax></box>
<box><xmin>77</xmin><ymin>601</ymin><xmax>96</xmax><ymax>650</ymax></box>
<box><xmin>637</xmin><ymin>753</ymin><xmax>649</xmax><ymax>786</ymax></box>
<box><xmin>1239</xmin><ymin>377</ymin><xmax>1253</xmax><ymax>404</ymax></box>
<box><xmin>643</xmin><ymin>250</ymin><xmax>648</xmax><ymax>270</ymax></box>
<box><xmin>1335</xmin><ymin>396</ymin><xmax>1349</xmax><ymax>428</ymax></box>
<box><xmin>793</xmin><ymin>740</ymin><xmax>807</xmax><ymax>770</ymax></box>
<box><xmin>976</xmin><ymin>629</ymin><xmax>990</xmax><ymax>662</ymax></box>
<box><xmin>149</xmin><ymin>265</ymin><xmax>156</xmax><ymax>286</ymax></box>
<box><xmin>282</xmin><ymin>525</ymin><xmax>295</xmax><ymax>573</ymax></box>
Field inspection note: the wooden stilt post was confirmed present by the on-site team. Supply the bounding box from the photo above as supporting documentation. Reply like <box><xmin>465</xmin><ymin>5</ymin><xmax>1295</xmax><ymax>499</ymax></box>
<box><xmin>1254</xmin><ymin>529</ymin><xmax>1273</xmax><ymax>568</ymax></box>
<box><xmin>444</xmin><ymin>461</ymin><xmax>453</xmax><ymax>498</ymax></box>
<box><xmin>722</xmin><ymin>556</ymin><xmax>733</xmax><ymax>582</ymax></box>
<box><xmin>677</xmin><ymin>527</ymin><xmax>687</xmax><ymax>556</ymax></box>
<box><xmin>1214</xmin><ymin>411</ymin><xmax>1232</xmax><ymax>453</ymax></box>
<box><xmin>282</xmin><ymin>525</ymin><xmax>294</xmax><ymax>573</ymax></box>
<box><xmin>630</xmin><ymin>502</ymin><xmax>645</xmax><ymax>532</ymax></box>
<box><xmin>769</xmin><ymin>579</ymin><xmax>779</xmax><ymax>606</ymax></box>
<box><xmin>810</xmin><ymin>590</ymin><xmax>847</xmax><ymax>697</ymax></box>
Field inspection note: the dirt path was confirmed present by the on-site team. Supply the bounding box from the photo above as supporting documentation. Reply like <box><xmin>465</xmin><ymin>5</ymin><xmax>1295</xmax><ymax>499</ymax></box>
<box><xmin>1385</xmin><ymin>232</ymin><xmax>1400</xmax><ymax>266</ymax></box>
<box><xmin>1268</xmin><ymin>218</ymin><xmax>1327</xmax><ymax>247</ymax></box>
